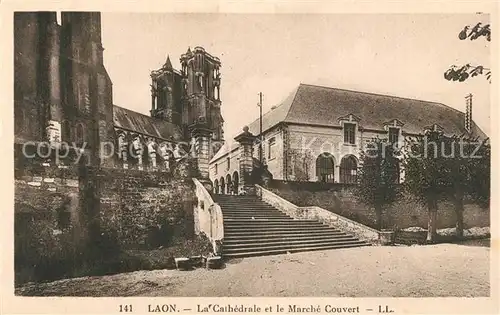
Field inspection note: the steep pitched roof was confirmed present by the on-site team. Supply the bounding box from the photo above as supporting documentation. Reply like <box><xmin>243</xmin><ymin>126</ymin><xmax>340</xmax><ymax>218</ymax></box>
<box><xmin>210</xmin><ymin>87</ymin><xmax>298</xmax><ymax>162</ymax></box>
<box><xmin>247</xmin><ymin>86</ymin><xmax>298</xmax><ymax>135</ymax></box>
<box><xmin>113</xmin><ymin>105</ymin><xmax>183</xmax><ymax>141</ymax></box>
<box><xmin>210</xmin><ymin>83</ymin><xmax>487</xmax><ymax>163</ymax></box>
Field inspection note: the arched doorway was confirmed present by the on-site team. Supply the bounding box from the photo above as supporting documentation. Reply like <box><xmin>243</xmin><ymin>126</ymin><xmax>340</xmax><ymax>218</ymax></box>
<box><xmin>226</xmin><ymin>174</ymin><xmax>232</xmax><ymax>194</ymax></box>
<box><xmin>220</xmin><ymin>177</ymin><xmax>225</xmax><ymax>195</ymax></box>
<box><xmin>214</xmin><ymin>179</ymin><xmax>219</xmax><ymax>194</ymax></box>
<box><xmin>232</xmin><ymin>171</ymin><xmax>239</xmax><ymax>195</ymax></box>
<box><xmin>340</xmin><ymin>155</ymin><xmax>358</xmax><ymax>184</ymax></box>
<box><xmin>316</xmin><ymin>153</ymin><xmax>335</xmax><ymax>183</ymax></box>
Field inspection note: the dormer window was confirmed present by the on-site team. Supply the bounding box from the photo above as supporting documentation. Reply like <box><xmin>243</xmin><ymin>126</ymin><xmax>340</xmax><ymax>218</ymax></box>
<box><xmin>338</xmin><ymin>113</ymin><xmax>361</xmax><ymax>146</ymax></box>
<box><xmin>383</xmin><ymin>119</ymin><xmax>405</xmax><ymax>146</ymax></box>
<box><xmin>344</xmin><ymin>123</ymin><xmax>356</xmax><ymax>144</ymax></box>
<box><xmin>388</xmin><ymin>127</ymin><xmax>400</xmax><ymax>145</ymax></box>
<box><xmin>423</xmin><ymin>124</ymin><xmax>444</xmax><ymax>135</ymax></box>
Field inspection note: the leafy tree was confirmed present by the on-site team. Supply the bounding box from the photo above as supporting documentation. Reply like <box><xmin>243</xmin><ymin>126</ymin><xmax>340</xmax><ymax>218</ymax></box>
<box><xmin>439</xmin><ymin>136</ymin><xmax>471</xmax><ymax>237</ymax></box>
<box><xmin>431</xmin><ymin>135</ymin><xmax>490</xmax><ymax>237</ymax></box>
<box><xmin>468</xmin><ymin>139</ymin><xmax>490</xmax><ymax>207</ymax></box>
<box><xmin>355</xmin><ymin>138</ymin><xmax>401</xmax><ymax>230</ymax></box>
<box><xmin>404</xmin><ymin>131</ymin><xmax>490</xmax><ymax>240</ymax></box>
<box><xmin>403</xmin><ymin>131</ymin><xmax>449</xmax><ymax>242</ymax></box>
<box><xmin>444</xmin><ymin>22</ymin><xmax>491</xmax><ymax>83</ymax></box>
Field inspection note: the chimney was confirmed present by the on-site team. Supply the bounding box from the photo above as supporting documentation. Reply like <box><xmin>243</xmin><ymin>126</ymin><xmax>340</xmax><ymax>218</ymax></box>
<box><xmin>465</xmin><ymin>93</ymin><xmax>473</xmax><ymax>133</ymax></box>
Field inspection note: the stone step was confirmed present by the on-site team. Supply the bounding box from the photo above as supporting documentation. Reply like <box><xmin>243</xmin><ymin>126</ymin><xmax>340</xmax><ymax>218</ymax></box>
<box><xmin>223</xmin><ymin>218</ymin><xmax>316</xmax><ymax>223</ymax></box>
<box><xmin>224</xmin><ymin>222</ymin><xmax>325</xmax><ymax>228</ymax></box>
<box><xmin>221</xmin><ymin>213</ymin><xmax>299</xmax><ymax>219</ymax></box>
<box><xmin>222</xmin><ymin>214</ymin><xmax>289</xmax><ymax>219</ymax></box>
<box><xmin>219</xmin><ymin>204</ymin><xmax>276</xmax><ymax>209</ymax></box>
<box><xmin>224</xmin><ymin>227</ymin><xmax>335</xmax><ymax>235</ymax></box>
<box><xmin>224</xmin><ymin>231</ymin><xmax>346</xmax><ymax>241</ymax></box>
<box><xmin>224</xmin><ymin>236</ymin><xmax>359</xmax><ymax>248</ymax></box>
<box><xmin>224</xmin><ymin>243</ymin><xmax>370</xmax><ymax>258</ymax></box>
<box><xmin>221</xmin><ymin>207</ymin><xmax>281</xmax><ymax>211</ymax></box>
<box><xmin>225</xmin><ymin>225</ymin><xmax>328</xmax><ymax>231</ymax></box>
<box><xmin>221</xmin><ymin>211</ymin><xmax>288</xmax><ymax>216</ymax></box>
<box><xmin>223</xmin><ymin>241</ymin><xmax>369</xmax><ymax>257</ymax></box>
<box><xmin>216</xmin><ymin>195</ymin><xmax>369</xmax><ymax>258</ymax></box>
<box><xmin>223</xmin><ymin>218</ymin><xmax>302</xmax><ymax>222</ymax></box>
<box><xmin>216</xmin><ymin>198</ymin><xmax>266</xmax><ymax>202</ymax></box>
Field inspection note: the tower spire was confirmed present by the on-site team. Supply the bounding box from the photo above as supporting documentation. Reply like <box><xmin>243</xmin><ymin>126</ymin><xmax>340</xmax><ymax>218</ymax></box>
<box><xmin>163</xmin><ymin>55</ymin><xmax>173</xmax><ymax>70</ymax></box>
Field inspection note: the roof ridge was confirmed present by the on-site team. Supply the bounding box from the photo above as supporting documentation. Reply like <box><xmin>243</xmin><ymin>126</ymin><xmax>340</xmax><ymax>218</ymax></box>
<box><xmin>299</xmin><ymin>83</ymin><xmax>465</xmax><ymax>114</ymax></box>
<box><xmin>282</xmin><ymin>84</ymin><xmax>301</xmax><ymax>122</ymax></box>
<box><xmin>113</xmin><ymin>104</ymin><xmax>161</xmax><ymax>122</ymax></box>
<box><xmin>234</xmin><ymin>85</ymin><xmax>300</xmax><ymax>136</ymax></box>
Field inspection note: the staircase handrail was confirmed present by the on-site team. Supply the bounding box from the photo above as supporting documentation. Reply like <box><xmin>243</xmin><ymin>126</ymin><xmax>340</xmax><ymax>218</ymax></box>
<box><xmin>192</xmin><ymin>178</ymin><xmax>224</xmax><ymax>254</ymax></box>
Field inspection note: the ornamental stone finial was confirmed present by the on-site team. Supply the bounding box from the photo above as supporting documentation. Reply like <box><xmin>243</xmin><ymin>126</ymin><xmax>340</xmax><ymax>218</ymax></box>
<box><xmin>243</xmin><ymin>126</ymin><xmax>249</xmax><ymax>133</ymax></box>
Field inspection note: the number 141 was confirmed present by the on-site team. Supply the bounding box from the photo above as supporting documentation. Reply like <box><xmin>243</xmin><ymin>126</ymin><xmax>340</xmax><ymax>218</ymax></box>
<box><xmin>119</xmin><ymin>305</ymin><xmax>133</xmax><ymax>312</ymax></box>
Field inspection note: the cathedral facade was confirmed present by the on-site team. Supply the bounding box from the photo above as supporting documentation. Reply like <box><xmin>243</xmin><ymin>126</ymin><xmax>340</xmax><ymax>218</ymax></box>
<box><xmin>14</xmin><ymin>11</ymin><xmax>224</xmax><ymax>173</ymax></box>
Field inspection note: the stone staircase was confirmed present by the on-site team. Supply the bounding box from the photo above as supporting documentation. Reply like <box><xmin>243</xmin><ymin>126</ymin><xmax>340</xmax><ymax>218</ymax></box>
<box><xmin>214</xmin><ymin>194</ymin><xmax>370</xmax><ymax>258</ymax></box>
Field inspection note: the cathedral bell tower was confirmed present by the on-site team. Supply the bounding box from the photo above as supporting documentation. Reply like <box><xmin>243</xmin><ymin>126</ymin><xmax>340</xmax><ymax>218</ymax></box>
<box><xmin>150</xmin><ymin>56</ymin><xmax>183</xmax><ymax>125</ymax></box>
<box><xmin>180</xmin><ymin>47</ymin><xmax>224</xmax><ymax>142</ymax></box>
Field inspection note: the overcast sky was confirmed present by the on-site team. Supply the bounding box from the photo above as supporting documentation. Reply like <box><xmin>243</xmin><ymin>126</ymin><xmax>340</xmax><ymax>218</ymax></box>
<box><xmin>101</xmin><ymin>13</ymin><xmax>491</xmax><ymax>138</ymax></box>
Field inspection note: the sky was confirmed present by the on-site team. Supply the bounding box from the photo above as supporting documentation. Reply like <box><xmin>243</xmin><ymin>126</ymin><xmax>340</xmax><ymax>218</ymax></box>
<box><xmin>100</xmin><ymin>13</ymin><xmax>491</xmax><ymax>138</ymax></box>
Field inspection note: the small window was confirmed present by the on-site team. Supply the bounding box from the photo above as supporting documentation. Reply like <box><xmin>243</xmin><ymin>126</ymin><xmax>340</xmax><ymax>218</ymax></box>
<box><xmin>226</xmin><ymin>157</ymin><xmax>230</xmax><ymax>170</ymax></box>
<box><xmin>344</xmin><ymin>123</ymin><xmax>356</xmax><ymax>145</ymax></box>
<box><xmin>268</xmin><ymin>137</ymin><xmax>276</xmax><ymax>160</ymax></box>
<box><xmin>215</xmin><ymin>163</ymin><xmax>218</xmax><ymax>174</ymax></box>
<box><xmin>389</xmin><ymin>127</ymin><xmax>399</xmax><ymax>145</ymax></box>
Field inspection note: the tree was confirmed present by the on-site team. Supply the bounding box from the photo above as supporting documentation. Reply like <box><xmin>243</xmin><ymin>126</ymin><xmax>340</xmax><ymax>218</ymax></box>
<box><xmin>404</xmin><ymin>131</ymin><xmax>490</xmax><ymax>240</ymax></box>
<box><xmin>442</xmin><ymin>136</ymin><xmax>490</xmax><ymax>237</ymax></box>
<box><xmin>444</xmin><ymin>22</ymin><xmax>491</xmax><ymax>83</ymax></box>
<box><xmin>468</xmin><ymin>139</ymin><xmax>490</xmax><ymax>207</ymax></box>
<box><xmin>403</xmin><ymin>131</ymin><xmax>449</xmax><ymax>242</ymax></box>
<box><xmin>355</xmin><ymin>138</ymin><xmax>401</xmax><ymax>230</ymax></box>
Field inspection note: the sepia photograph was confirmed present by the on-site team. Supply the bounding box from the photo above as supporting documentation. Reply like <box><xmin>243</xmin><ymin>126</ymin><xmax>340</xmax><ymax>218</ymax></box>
<box><xmin>7</xmin><ymin>6</ymin><xmax>495</xmax><ymax>304</ymax></box>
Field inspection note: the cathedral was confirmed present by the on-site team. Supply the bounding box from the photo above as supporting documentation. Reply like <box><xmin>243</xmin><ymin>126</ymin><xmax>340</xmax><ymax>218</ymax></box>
<box><xmin>14</xmin><ymin>12</ymin><xmax>224</xmax><ymax>173</ymax></box>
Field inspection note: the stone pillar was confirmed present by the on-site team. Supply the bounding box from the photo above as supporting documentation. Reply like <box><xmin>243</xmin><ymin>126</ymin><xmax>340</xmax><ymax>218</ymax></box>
<box><xmin>190</xmin><ymin>120</ymin><xmax>213</xmax><ymax>192</ymax></box>
<box><xmin>234</xmin><ymin>126</ymin><xmax>256</xmax><ymax>195</ymax></box>
<box><xmin>334</xmin><ymin>165</ymin><xmax>340</xmax><ymax>183</ymax></box>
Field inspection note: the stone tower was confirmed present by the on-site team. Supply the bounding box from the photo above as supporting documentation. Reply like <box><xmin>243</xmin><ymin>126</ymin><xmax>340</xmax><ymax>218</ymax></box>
<box><xmin>150</xmin><ymin>56</ymin><xmax>184</xmax><ymax>125</ymax></box>
<box><xmin>60</xmin><ymin>12</ymin><xmax>115</xmax><ymax>166</ymax></box>
<box><xmin>14</xmin><ymin>12</ymin><xmax>115</xmax><ymax>166</ymax></box>
<box><xmin>14</xmin><ymin>12</ymin><xmax>63</xmax><ymax>143</ymax></box>
<box><xmin>179</xmin><ymin>47</ymin><xmax>224</xmax><ymax>142</ymax></box>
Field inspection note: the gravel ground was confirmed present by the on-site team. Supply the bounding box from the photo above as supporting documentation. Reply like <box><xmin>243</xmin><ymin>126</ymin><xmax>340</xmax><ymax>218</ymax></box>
<box><xmin>16</xmin><ymin>243</ymin><xmax>490</xmax><ymax>297</ymax></box>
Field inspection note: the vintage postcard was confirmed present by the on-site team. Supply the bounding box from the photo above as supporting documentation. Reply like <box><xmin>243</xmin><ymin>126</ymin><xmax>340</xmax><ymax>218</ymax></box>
<box><xmin>1</xmin><ymin>0</ymin><xmax>498</xmax><ymax>314</ymax></box>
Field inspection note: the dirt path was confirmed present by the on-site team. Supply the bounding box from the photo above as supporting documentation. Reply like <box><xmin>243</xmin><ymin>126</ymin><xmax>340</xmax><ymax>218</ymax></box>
<box><xmin>16</xmin><ymin>244</ymin><xmax>490</xmax><ymax>297</ymax></box>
